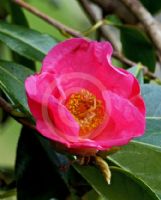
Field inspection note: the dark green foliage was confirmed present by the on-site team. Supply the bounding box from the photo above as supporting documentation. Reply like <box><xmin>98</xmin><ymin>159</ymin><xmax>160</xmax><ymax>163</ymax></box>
<box><xmin>140</xmin><ymin>0</ymin><xmax>161</xmax><ymax>14</ymax></box>
<box><xmin>15</xmin><ymin>127</ymin><xmax>70</xmax><ymax>200</ymax></box>
<box><xmin>120</xmin><ymin>26</ymin><xmax>156</xmax><ymax>72</ymax></box>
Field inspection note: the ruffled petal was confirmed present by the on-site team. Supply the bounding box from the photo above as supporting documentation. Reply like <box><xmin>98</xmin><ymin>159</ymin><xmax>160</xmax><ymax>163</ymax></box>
<box><xmin>42</xmin><ymin>38</ymin><xmax>140</xmax><ymax>99</ymax></box>
<box><xmin>25</xmin><ymin>73</ymin><xmax>54</xmax><ymax>119</ymax></box>
<box><xmin>36</xmin><ymin>119</ymin><xmax>70</xmax><ymax>147</ymax></box>
<box><xmin>25</xmin><ymin>39</ymin><xmax>146</xmax><ymax>152</ymax></box>
<box><xmin>25</xmin><ymin>72</ymin><xmax>79</xmax><ymax>142</ymax></box>
<box><xmin>92</xmin><ymin>90</ymin><xmax>145</xmax><ymax>149</ymax></box>
<box><xmin>47</xmin><ymin>96</ymin><xmax>79</xmax><ymax>142</ymax></box>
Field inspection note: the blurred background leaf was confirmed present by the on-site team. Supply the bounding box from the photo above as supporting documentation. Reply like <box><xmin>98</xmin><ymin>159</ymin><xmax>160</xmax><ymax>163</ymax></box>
<box><xmin>120</xmin><ymin>26</ymin><xmax>156</xmax><ymax>72</ymax></box>
<box><xmin>15</xmin><ymin>126</ymin><xmax>70</xmax><ymax>200</ymax></box>
<box><xmin>140</xmin><ymin>0</ymin><xmax>161</xmax><ymax>14</ymax></box>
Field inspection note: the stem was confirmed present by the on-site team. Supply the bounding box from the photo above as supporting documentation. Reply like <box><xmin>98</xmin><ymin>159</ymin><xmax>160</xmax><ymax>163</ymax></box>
<box><xmin>77</xmin><ymin>0</ymin><xmax>119</xmax><ymax>50</ymax></box>
<box><xmin>0</xmin><ymin>96</ymin><xmax>35</xmax><ymax>129</ymax></box>
<box><xmin>89</xmin><ymin>0</ymin><xmax>137</xmax><ymax>24</ymax></box>
<box><xmin>113</xmin><ymin>51</ymin><xmax>157</xmax><ymax>79</ymax></box>
<box><xmin>0</xmin><ymin>96</ymin><xmax>13</xmax><ymax>113</ymax></box>
<box><xmin>12</xmin><ymin>0</ymin><xmax>82</xmax><ymax>38</ymax></box>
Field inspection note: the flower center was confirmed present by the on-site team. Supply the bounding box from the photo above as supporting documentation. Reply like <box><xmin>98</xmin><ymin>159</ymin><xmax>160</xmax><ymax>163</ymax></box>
<box><xmin>66</xmin><ymin>89</ymin><xmax>104</xmax><ymax>137</ymax></box>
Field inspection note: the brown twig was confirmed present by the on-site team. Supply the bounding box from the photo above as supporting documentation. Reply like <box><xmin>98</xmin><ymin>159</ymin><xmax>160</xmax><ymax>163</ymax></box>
<box><xmin>8</xmin><ymin>0</ymin><xmax>160</xmax><ymax>80</ymax></box>
<box><xmin>77</xmin><ymin>0</ymin><xmax>119</xmax><ymax>50</ymax></box>
<box><xmin>113</xmin><ymin>51</ymin><xmax>157</xmax><ymax>79</ymax></box>
<box><xmin>12</xmin><ymin>0</ymin><xmax>82</xmax><ymax>38</ymax></box>
<box><xmin>7</xmin><ymin>0</ymin><xmax>160</xmax><ymax>80</ymax></box>
<box><xmin>113</xmin><ymin>51</ymin><xmax>136</xmax><ymax>66</ymax></box>
<box><xmin>0</xmin><ymin>96</ymin><xmax>13</xmax><ymax>114</ymax></box>
<box><xmin>120</xmin><ymin>0</ymin><xmax>161</xmax><ymax>54</ymax></box>
<box><xmin>0</xmin><ymin>96</ymin><xmax>35</xmax><ymax>129</ymax></box>
<box><xmin>9</xmin><ymin>0</ymin><xmax>160</xmax><ymax>80</ymax></box>
<box><xmin>89</xmin><ymin>0</ymin><xmax>137</xmax><ymax>24</ymax></box>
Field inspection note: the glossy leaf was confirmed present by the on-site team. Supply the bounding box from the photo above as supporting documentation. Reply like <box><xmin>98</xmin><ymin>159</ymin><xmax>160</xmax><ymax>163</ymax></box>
<box><xmin>73</xmin><ymin>164</ymin><xmax>159</xmax><ymax>200</ymax></box>
<box><xmin>110</xmin><ymin>142</ymin><xmax>161</xmax><ymax>199</ymax></box>
<box><xmin>141</xmin><ymin>118</ymin><xmax>161</xmax><ymax>147</ymax></box>
<box><xmin>0</xmin><ymin>60</ymin><xmax>33</xmax><ymax>114</ymax></box>
<box><xmin>108</xmin><ymin>84</ymin><xmax>161</xmax><ymax>199</ymax></box>
<box><xmin>16</xmin><ymin>126</ymin><xmax>69</xmax><ymax>200</ymax></box>
<box><xmin>120</xmin><ymin>26</ymin><xmax>156</xmax><ymax>72</ymax></box>
<box><xmin>9</xmin><ymin>1</ymin><xmax>36</xmax><ymax>70</ymax></box>
<box><xmin>138</xmin><ymin>84</ymin><xmax>161</xmax><ymax>147</ymax></box>
<box><xmin>83</xmin><ymin>190</ymin><xmax>105</xmax><ymax>200</ymax></box>
<box><xmin>0</xmin><ymin>22</ymin><xmax>57</xmax><ymax>61</ymax></box>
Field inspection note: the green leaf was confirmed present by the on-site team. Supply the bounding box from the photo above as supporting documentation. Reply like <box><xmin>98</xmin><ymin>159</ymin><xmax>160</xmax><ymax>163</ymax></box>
<box><xmin>141</xmin><ymin>118</ymin><xmax>161</xmax><ymax>147</ymax></box>
<box><xmin>110</xmin><ymin>142</ymin><xmax>161</xmax><ymax>199</ymax></box>
<box><xmin>128</xmin><ymin>64</ymin><xmax>144</xmax><ymax>83</ymax></box>
<box><xmin>137</xmin><ymin>84</ymin><xmax>161</xmax><ymax>147</ymax></box>
<box><xmin>0</xmin><ymin>0</ymin><xmax>9</xmax><ymax>19</ymax></box>
<box><xmin>0</xmin><ymin>22</ymin><xmax>57</xmax><ymax>61</ymax></box>
<box><xmin>108</xmin><ymin>84</ymin><xmax>161</xmax><ymax>199</ymax></box>
<box><xmin>16</xmin><ymin>126</ymin><xmax>69</xmax><ymax>200</ymax></box>
<box><xmin>9</xmin><ymin>1</ymin><xmax>29</xmax><ymax>26</ymax></box>
<box><xmin>0</xmin><ymin>60</ymin><xmax>33</xmax><ymax>114</ymax></box>
<box><xmin>73</xmin><ymin>164</ymin><xmax>159</xmax><ymax>200</ymax></box>
<box><xmin>142</xmin><ymin>84</ymin><xmax>161</xmax><ymax>117</ymax></box>
<box><xmin>120</xmin><ymin>25</ymin><xmax>156</xmax><ymax>72</ymax></box>
<box><xmin>140</xmin><ymin>0</ymin><xmax>161</xmax><ymax>14</ymax></box>
<box><xmin>83</xmin><ymin>190</ymin><xmax>104</xmax><ymax>200</ymax></box>
<box><xmin>9</xmin><ymin>1</ymin><xmax>36</xmax><ymax>70</ymax></box>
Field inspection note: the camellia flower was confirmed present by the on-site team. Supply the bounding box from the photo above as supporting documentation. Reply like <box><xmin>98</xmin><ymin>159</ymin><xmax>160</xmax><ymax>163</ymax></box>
<box><xmin>25</xmin><ymin>38</ymin><xmax>145</xmax><ymax>155</ymax></box>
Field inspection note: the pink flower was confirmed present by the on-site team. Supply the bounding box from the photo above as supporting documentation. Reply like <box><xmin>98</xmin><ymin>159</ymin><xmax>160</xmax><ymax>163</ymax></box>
<box><xmin>25</xmin><ymin>38</ymin><xmax>145</xmax><ymax>155</ymax></box>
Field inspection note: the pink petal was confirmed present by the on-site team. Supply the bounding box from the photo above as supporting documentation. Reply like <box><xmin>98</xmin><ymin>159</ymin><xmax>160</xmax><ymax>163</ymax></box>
<box><xmin>25</xmin><ymin>74</ymin><xmax>44</xmax><ymax>120</ymax></box>
<box><xmin>36</xmin><ymin>119</ymin><xmax>70</xmax><ymax>147</ymax></box>
<box><xmin>130</xmin><ymin>95</ymin><xmax>146</xmax><ymax>115</ymax></box>
<box><xmin>47</xmin><ymin>96</ymin><xmax>79</xmax><ymax>142</ymax></box>
<box><xmin>42</xmin><ymin>38</ymin><xmax>140</xmax><ymax>99</ymax></box>
<box><xmin>25</xmin><ymin>72</ymin><xmax>79</xmax><ymax>142</ymax></box>
<box><xmin>69</xmin><ymin>139</ymin><xmax>103</xmax><ymax>150</ymax></box>
<box><xmin>25</xmin><ymin>72</ymin><xmax>66</xmax><ymax>119</ymax></box>
<box><xmin>92</xmin><ymin>90</ymin><xmax>145</xmax><ymax>149</ymax></box>
<box><xmin>42</xmin><ymin>38</ymin><xmax>91</xmax><ymax>73</ymax></box>
<box><xmin>25</xmin><ymin>39</ymin><xmax>146</xmax><ymax>151</ymax></box>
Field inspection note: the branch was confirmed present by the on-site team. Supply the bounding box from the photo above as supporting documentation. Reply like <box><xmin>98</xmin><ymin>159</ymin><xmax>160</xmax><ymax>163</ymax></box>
<box><xmin>77</xmin><ymin>0</ymin><xmax>119</xmax><ymax>51</ymax></box>
<box><xmin>120</xmin><ymin>0</ymin><xmax>161</xmax><ymax>54</ymax></box>
<box><xmin>0</xmin><ymin>96</ymin><xmax>35</xmax><ymax>129</ymax></box>
<box><xmin>113</xmin><ymin>52</ymin><xmax>157</xmax><ymax>80</ymax></box>
<box><xmin>77</xmin><ymin>0</ymin><xmax>96</xmax><ymax>24</ymax></box>
<box><xmin>12</xmin><ymin>0</ymin><xmax>82</xmax><ymax>38</ymax></box>
<box><xmin>89</xmin><ymin>0</ymin><xmax>137</xmax><ymax>24</ymax></box>
<box><xmin>10</xmin><ymin>0</ymin><xmax>159</xmax><ymax>80</ymax></box>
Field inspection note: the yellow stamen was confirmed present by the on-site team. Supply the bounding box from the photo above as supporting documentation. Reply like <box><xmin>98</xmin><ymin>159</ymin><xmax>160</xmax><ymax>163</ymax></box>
<box><xmin>66</xmin><ymin>89</ymin><xmax>104</xmax><ymax>137</ymax></box>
